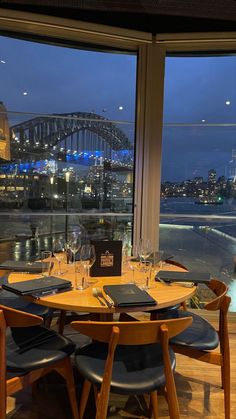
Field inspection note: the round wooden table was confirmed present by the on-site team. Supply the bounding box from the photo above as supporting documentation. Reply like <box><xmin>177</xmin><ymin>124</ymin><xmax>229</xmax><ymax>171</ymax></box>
<box><xmin>8</xmin><ymin>261</ymin><xmax>196</xmax><ymax>315</ymax></box>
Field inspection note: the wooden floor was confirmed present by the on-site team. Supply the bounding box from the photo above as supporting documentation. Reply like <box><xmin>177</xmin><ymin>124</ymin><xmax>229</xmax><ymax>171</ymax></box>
<box><xmin>7</xmin><ymin>310</ymin><xmax>236</xmax><ymax>418</ymax></box>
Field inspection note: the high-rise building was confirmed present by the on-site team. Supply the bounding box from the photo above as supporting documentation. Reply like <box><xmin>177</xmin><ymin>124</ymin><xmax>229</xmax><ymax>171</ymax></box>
<box><xmin>208</xmin><ymin>169</ymin><xmax>216</xmax><ymax>184</ymax></box>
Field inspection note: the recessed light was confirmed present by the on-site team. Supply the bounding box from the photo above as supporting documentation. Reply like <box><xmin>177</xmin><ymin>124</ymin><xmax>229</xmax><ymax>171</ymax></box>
<box><xmin>118</xmin><ymin>106</ymin><xmax>123</xmax><ymax>111</ymax></box>
<box><xmin>225</xmin><ymin>100</ymin><xmax>231</xmax><ymax>105</ymax></box>
<box><xmin>23</xmin><ymin>91</ymin><xmax>28</xmax><ymax>96</ymax></box>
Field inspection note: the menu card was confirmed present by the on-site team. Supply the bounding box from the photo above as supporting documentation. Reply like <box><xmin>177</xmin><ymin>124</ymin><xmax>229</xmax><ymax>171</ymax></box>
<box><xmin>103</xmin><ymin>284</ymin><xmax>157</xmax><ymax>307</ymax></box>
<box><xmin>90</xmin><ymin>240</ymin><xmax>122</xmax><ymax>277</ymax></box>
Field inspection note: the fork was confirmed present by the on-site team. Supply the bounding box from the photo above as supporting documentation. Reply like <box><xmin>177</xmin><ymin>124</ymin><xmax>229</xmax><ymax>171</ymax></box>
<box><xmin>96</xmin><ymin>287</ymin><xmax>114</xmax><ymax>308</ymax></box>
<box><xmin>92</xmin><ymin>288</ymin><xmax>106</xmax><ymax>306</ymax></box>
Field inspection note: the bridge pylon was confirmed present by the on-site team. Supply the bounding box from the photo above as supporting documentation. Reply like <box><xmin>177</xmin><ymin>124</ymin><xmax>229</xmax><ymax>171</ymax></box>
<box><xmin>0</xmin><ymin>101</ymin><xmax>10</xmax><ymax>160</ymax></box>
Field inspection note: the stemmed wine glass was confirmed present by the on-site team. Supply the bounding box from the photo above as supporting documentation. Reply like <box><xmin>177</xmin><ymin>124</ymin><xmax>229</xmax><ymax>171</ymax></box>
<box><xmin>53</xmin><ymin>238</ymin><xmax>67</xmax><ymax>275</ymax></box>
<box><xmin>67</xmin><ymin>232</ymin><xmax>81</xmax><ymax>264</ymax></box>
<box><xmin>138</xmin><ymin>238</ymin><xmax>152</xmax><ymax>262</ymax></box>
<box><xmin>80</xmin><ymin>244</ymin><xmax>96</xmax><ymax>285</ymax></box>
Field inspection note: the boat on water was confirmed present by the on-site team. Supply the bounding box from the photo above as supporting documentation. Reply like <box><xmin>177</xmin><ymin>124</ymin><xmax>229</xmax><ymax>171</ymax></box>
<box><xmin>195</xmin><ymin>196</ymin><xmax>224</xmax><ymax>205</ymax></box>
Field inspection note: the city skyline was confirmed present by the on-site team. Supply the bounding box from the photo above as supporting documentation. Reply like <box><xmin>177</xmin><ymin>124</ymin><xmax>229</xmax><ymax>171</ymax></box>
<box><xmin>1</xmin><ymin>35</ymin><xmax>236</xmax><ymax>181</ymax></box>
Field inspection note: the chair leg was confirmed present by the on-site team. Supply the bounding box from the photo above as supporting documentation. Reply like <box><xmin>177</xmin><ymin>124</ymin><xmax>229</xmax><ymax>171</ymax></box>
<box><xmin>150</xmin><ymin>391</ymin><xmax>158</xmax><ymax>419</ymax></box>
<box><xmin>165</xmin><ymin>384</ymin><xmax>180</xmax><ymax>419</ymax></box>
<box><xmin>58</xmin><ymin>310</ymin><xmax>66</xmax><ymax>334</ymax></box>
<box><xmin>80</xmin><ymin>380</ymin><xmax>92</xmax><ymax>419</ymax></box>
<box><xmin>55</xmin><ymin>357</ymin><xmax>79</xmax><ymax>419</ymax></box>
<box><xmin>222</xmin><ymin>363</ymin><xmax>230</xmax><ymax>419</ymax></box>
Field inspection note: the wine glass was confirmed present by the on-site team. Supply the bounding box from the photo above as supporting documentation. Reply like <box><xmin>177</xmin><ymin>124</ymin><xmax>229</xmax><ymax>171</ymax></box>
<box><xmin>80</xmin><ymin>244</ymin><xmax>96</xmax><ymax>285</ymax></box>
<box><xmin>53</xmin><ymin>238</ymin><xmax>67</xmax><ymax>275</ymax></box>
<box><xmin>138</xmin><ymin>238</ymin><xmax>152</xmax><ymax>262</ymax></box>
<box><xmin>67</xmin><ymin>232</ymin><xmax>81</xmax><ymax>263</ymax></box>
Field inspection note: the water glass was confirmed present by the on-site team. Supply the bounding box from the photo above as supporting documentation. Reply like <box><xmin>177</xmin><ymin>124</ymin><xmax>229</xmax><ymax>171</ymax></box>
<box><xmin>74</xmin><ymin>269</ymin><xmax>87</xmax><ymax>290</ymax></box>
<box><xmin>53</xmin><ymin>238</ymin><xmax>67</xmax><ymax>275</ymax></box>
<box><xmin>137</xmin><ymin>260</ymin><xmax>152</xmax><ymax>289</ymax></box>
<box><xmin>41</xmin><ymin>250</ymin><xmax>53</xmax><ymax>277</ymax></box>
<box><xmin>127</xmin><ymin>258</ymin><xmax>138</xmax><ymax>283</ymax></box>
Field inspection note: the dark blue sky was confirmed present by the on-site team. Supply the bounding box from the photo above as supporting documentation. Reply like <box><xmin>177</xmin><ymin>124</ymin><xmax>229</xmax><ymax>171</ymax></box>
<box><xmin>1</xmin><ymin>35</ymin><xmax>236</xmax><ymax>181</ymax></box>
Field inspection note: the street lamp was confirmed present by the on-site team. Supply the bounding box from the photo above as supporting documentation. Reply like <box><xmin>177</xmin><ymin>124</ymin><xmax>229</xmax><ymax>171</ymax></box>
<box><xmin>65</xmin><ymin>171</ymin><xmax>70</xmax><ymax>242</ymax></box>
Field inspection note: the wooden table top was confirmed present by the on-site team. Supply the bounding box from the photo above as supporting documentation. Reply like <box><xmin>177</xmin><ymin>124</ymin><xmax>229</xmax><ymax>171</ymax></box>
<box><xmin>8</xmin><ymin>261</ymin><xmax>196</xmax><ymax>314</ymax></box>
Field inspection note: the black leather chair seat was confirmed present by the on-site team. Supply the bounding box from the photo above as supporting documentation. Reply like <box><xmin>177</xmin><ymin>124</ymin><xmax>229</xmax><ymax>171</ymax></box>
<box><xmin>0</xmin><ymin>277</ymin><xmax>53</xmax><ymax>319</ymax></box>
<box><xmin>6</xmin><ymin>326</ymin><xmax>75</xmax><ymax>375</ymax></box>
<box><xmin>148</xmin><ymin>304</ymin><xmax>181</xmax><ymax>315</ymax></box>
<box><xmin>75</xmin><ymin>342</ymin><xmax>176</xmax><ymax>395</ymax></box>
<box><xmin>163</xmin><ymin>310</ymin><xmax>219</xmax><ymax>350</ymax></box>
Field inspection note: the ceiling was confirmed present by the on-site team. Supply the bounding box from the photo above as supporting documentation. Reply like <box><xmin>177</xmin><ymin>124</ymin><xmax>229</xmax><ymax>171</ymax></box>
<box><xmin>1</xmin><ymin>0</ymin><xmax>236</xmax><ymax>33</ymax></box>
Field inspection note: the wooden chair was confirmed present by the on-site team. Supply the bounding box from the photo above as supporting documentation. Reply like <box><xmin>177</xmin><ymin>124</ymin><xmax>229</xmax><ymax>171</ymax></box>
<box><xmin>150</xmin><ymin>260</ymin><xmax>189</xmax><ymax>320</ymax></box>
<box><xmin>0</xmin><ymin>304</ymin><xmax>79</xmax><ymax>419</ymax></box>
<box><xmin>71</xmin><ymin>317</ymin><xmax>192</xmax><ymax>419</ymax></box>
<box><xmin>160</xmin><ymin>279</ymin><xmax>231</xmax><ymax>419</ymax></box>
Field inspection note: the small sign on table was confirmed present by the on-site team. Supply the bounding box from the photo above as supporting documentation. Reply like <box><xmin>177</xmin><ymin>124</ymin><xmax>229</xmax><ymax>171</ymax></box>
<box><xmin>90</xmin><ymin>240</ymin><xmax>122</xmax><ymax>277</ymax></box>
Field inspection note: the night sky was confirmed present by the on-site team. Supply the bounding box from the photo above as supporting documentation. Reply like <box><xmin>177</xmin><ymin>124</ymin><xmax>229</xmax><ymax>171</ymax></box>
<box><xmin>0</xmin><ymin>35</ymin><xmax>236</xmax><ymax>182</ymax></box>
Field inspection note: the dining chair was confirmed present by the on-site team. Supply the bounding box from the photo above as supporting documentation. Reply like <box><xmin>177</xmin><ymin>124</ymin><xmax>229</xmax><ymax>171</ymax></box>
<box><xmin>150</xmin><ymin>259</ymin><xmax>189</xmax><ymax>320</ymax></box>
<box><xmin>159</xmin><ymin>279</ymin><xmax>231</xmax><ymax>419</ymax></box>
<box><xmin>71</xmin><ymin>317</ymin><xmax>192</xmax><ymax>419</ymax></box>
<box><xmin>0</xmin><ymin>270</ymin><xmax>53</xmax><ymax>325</ymax></box>
<box><xmin>0</xmin><ymin>303</ymin><xmax>79</xmax><ymax>419</ymax></box>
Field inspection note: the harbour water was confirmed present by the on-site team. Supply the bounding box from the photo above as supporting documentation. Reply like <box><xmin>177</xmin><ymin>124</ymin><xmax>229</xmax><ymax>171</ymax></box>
<box><xmin>0</xmin><ymin>197</ymin><xmax>236</xmax><ymax>310</ymax></box>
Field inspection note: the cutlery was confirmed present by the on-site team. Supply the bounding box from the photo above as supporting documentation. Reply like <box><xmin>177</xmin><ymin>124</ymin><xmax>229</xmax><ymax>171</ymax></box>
<box><xmin>157</xmin><ymin>277</ymin><xmax>172</xmax><ymax>286</ymax></box>
<box><xmin>92</xmin><ymin>288</ymin><xmax>106</xmax><ymax>306</ymax></box>
<box><xmin>96</xmin><ymin>287</ymin><xmax>114</xmax><ymax>308</ymax></box>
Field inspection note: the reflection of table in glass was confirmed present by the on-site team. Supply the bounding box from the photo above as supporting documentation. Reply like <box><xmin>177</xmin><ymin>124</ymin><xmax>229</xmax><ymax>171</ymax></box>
<box><xmin>8</xmin><ymin>262</ymin><xmax>196</xmax><ymax>315</ymax></box>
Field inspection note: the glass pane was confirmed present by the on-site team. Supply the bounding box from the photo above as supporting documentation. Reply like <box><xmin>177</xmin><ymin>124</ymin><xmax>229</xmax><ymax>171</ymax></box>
<box><xmin>0</xmin><ymin>35</ymin><xmax>136</xmax><ymax>261</ymax></box>
<box><xmin>161</xmin><ymin>55</ymin><xmax>236</xmax><ymax>311</ymax></box>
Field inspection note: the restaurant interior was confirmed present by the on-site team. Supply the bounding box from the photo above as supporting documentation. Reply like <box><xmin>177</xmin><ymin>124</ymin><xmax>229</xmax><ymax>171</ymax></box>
<box><xmin>0</xmin><ymin>1</ymin><xmax>236</xmax><ymax>418</ymax></box>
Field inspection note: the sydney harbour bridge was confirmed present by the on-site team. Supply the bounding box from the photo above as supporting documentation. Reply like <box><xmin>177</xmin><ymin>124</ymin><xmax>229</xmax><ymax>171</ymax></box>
<box><xmin>9</xmin><ymin>111</ymin><xmax>134</xmax><ymax>171</ymax></box>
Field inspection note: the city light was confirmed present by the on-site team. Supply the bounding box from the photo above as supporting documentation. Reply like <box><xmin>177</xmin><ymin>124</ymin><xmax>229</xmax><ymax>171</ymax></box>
<box><xmin>65</xmin><ymin>171</ymin><xmax>70</xmax><ymax>183</ymax></box>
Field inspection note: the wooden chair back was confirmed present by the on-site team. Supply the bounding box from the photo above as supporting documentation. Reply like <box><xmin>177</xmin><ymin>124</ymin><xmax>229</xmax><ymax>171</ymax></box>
<box><xmin>0</xmin><ymin>306</ymin><xmax>43</xmax><ymax>418</ymax></box>
<box><xmin>72</xmin><ymin>317</ymin><xmax>192</xmax><ymax>419</ymax></box>
<box><xmin>0</xmin><ymin>304</ymin><xmax>43</xmax><ymax>327</ymax></box>
<box><xmin>71</xmin><ymin>317</ymin><xmax>192</xmax><ymax>345</ymax></box>
<box><xmin>205</xmin><ymin>279</ymin><xmax>230</xmax><ymax>312</ymax></box>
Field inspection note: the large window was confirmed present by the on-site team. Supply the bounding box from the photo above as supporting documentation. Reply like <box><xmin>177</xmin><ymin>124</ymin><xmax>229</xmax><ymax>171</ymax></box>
<box><xmin>0</xmin><ymin>35</ymin><xmax>136</xmax><ymax>259</ymax></box>
<box><xmin>160</xmin><ymin>55</ymin><xmax>236</xmax><ymax>309</ymax></box>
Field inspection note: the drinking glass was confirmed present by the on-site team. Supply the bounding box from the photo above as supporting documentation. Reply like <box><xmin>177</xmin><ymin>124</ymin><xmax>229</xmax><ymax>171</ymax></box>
<box><xmin>127</xmin><ymin>258</ymin><xmax>138</xmax><ymax>283</ymax></box>
<box><xmin>67</xmin><ymin>232</ymin><xmax>81</xmax><ymax>263</ymax></box>
<box><xmin>136</xmin><ymin>260</ymin><xmax>152</xmax><ymax>289</ymax></box>
<box><xmin>53</xmin><ymin>238</ymin><xmax>67</xmax><ymax>275</ymax></box>
<box><xmin>138</xmin><ymin>238</ymin><xmax>152</xmax><ymax>262</ymax></box>
<box><xmin>80</xmin><ymin>244</ymin><xmax>96</xmax><ymax>285</ymax></box>
<box><xmin>74</xmin><ymin>268</ymin><xmax>87</xmax><ymax>290</ymax></box>
<box><xmin>41</xmin><ymin>250</ymin><xmax>53</xmax><ymax>277</ymax></box>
